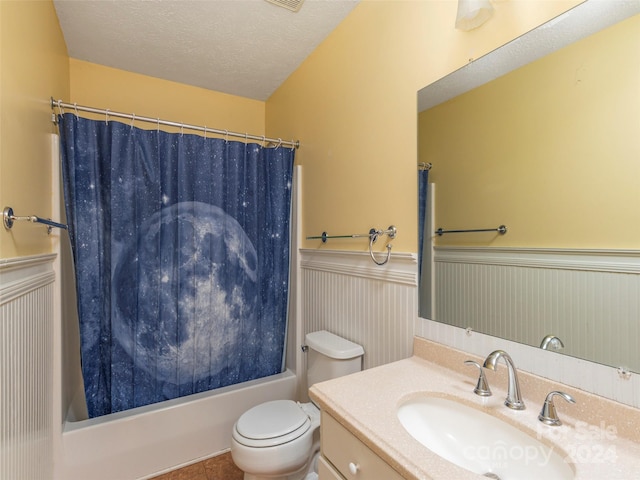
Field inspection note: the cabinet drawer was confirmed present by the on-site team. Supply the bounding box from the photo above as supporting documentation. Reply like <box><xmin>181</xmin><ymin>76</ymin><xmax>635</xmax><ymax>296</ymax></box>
<box><xmin>321</xmin><ymin>412</ymin><xmax>405</xmax><ymax>480</ymax></box>
<box><xmin>318</xmin><ymin>455</ymin><xmax>343</xmax><ymax>480</ymax></box>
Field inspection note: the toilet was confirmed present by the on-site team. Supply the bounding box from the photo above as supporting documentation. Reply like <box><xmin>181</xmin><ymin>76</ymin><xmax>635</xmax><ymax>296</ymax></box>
<box><xmin>231</xmin><ymin>330</ymin><xmax>364</xmax><ymax>480</ymax></box>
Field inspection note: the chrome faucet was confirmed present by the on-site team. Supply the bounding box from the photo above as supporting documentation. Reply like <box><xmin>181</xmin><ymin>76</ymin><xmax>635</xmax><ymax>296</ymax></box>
<box><xmin>538</xmin><ymin>391</ymin><xmax>576</xmax><ymax>426</ymax></box>
<box><xmin>483</xmin><ymin>350</ymin><xmax>525</xmax><ymax>410</ymax></box>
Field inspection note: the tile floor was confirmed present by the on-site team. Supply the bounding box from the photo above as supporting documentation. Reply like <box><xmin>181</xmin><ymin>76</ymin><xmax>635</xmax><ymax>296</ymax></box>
<box><xmin>150</xmin><ymin>452</ymin><xmax>243</xmax><ymax>480</ymax></box>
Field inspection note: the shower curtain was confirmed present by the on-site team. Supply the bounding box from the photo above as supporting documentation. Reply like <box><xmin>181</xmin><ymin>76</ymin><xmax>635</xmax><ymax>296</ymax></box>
<box><xmin>418</xmin><ymin>167</ymin><xmax>429</xmax><ymax>280</ymax></box>
<box><xmin>59</xmin><ymin>113</ymin><xmax>294</xmax><ymax>418</ymax></box>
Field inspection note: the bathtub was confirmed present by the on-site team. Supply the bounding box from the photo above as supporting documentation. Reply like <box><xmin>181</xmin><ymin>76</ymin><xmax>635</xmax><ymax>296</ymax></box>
<box><xmin>56</xmin><ymin>369</ymin><xmax>297</xmax><ymax>480</ymax></box>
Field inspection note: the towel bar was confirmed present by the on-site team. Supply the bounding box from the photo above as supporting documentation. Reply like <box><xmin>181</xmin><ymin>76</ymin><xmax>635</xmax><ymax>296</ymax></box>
<box><xmin>3</xmin><ymin>206</ymin><xmax>68</xmax><ymax>233</ymax></box>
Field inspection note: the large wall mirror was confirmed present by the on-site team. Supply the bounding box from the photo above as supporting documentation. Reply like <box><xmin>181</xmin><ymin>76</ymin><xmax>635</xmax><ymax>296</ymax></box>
<box><xmin>418</xmin><ymin>1</ymin><xmax>640</xmax><ymax>372</ymax></box>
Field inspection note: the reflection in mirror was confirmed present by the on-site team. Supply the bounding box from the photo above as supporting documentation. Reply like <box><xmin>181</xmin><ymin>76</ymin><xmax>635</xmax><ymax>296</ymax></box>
<box><xmin>417</xmin><ymin>1</ymin><xmax>640</xmax><ymax>372</ymax></box>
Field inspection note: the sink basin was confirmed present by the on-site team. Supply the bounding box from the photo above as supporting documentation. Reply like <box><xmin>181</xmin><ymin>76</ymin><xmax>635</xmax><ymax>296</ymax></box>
<box><xmin>397</xmin><ymin>396</ymin><xmax>574</xmax><ymax>480</ymax></box>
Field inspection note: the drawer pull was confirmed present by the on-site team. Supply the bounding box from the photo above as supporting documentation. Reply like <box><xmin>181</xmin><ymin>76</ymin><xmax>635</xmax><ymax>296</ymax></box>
<box><xmin>348</xmin><ymin>462</ymin><xmax>360</xmax><ymax>475</ymax></box>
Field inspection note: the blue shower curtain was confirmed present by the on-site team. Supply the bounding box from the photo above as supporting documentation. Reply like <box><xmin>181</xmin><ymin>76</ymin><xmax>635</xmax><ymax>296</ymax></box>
<box><xmin>418</xmin><ymin>168</ymin><xmax>429</xmax><ymax>280</ymax></box>
<box><xmin>59</xmin><ymin>113</ymin><xmax>294</xmax><ymax>418</ymax></box>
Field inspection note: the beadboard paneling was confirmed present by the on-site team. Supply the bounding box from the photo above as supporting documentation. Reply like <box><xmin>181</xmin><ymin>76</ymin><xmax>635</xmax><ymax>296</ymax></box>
<box><xmin>433</xmin><ymin>247</ymin><xmax>640</xmax><ymax>371</ymax></box>
<box><xmin>0</xmin><ymin>254</ymin><xmax>56</xmax><ymax>480</ymax></box>
<box><xmin>301</xmin><ymin>249</ymin><xmax>417</xmax><ymax>370</ymax></box>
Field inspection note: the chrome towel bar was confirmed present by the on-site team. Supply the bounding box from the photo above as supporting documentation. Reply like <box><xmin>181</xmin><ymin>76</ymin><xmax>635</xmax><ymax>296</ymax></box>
<box><xmin>435</xmin><ymin>225</ymin><xmax>507</xmax><ymax>236</ymax></box>
<box><xmin>306</xmin><ymin>226</ymin><xmax>397</xmax><ymax>243</ymax></box>
<box><xmin>306</xmin><ymin>226</ymin><xmax>397</xmax><ymax>266</ymax></box>
<box><xmin>3</xmin><ymin>206</ymin><xmax>68</xmax><ymax>233</ymax></box>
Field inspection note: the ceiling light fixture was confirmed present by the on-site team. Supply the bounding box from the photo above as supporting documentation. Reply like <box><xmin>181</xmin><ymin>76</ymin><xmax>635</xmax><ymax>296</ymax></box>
<box><xmin>455</xmin><ymin>0</ymin><xmax>494</xmax><ymax>31</ymax></box>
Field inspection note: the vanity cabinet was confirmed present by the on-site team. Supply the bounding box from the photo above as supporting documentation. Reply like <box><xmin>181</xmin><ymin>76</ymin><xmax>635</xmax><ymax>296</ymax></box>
<box><xmin>319</xmin><ymin>412</ymin><xmax>405</xmax><ymax>480</ymax></box>
<box><xmin>318</xmin><ymin>455</ymin><xmax>344</xmax><ymax>480</ymax></box>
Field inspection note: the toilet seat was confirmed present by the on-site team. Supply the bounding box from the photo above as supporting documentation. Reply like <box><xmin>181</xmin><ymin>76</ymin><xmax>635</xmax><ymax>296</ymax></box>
<box><xmin>233</xmin><ymin>400</ymin><xmax>312</xmax><ymax>448</ymax></box>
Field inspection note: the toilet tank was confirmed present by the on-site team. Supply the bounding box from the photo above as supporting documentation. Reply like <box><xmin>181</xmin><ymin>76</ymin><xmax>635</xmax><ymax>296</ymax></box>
<box><xmin>305</xmin><ymin>330</ymin><xmax>364</xmax><ymax>388</ymax></box>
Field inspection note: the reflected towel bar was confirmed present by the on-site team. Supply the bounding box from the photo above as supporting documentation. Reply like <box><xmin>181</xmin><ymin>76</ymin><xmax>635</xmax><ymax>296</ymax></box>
<box><xmin>435</xmin><ymin>225</ymin><xmax>507</xmax><ymax>236</ymax></box>
<box><xmin>3</xmin><ymin>206</ymin><xmax>68</xmax><ymax>233</ymax></box>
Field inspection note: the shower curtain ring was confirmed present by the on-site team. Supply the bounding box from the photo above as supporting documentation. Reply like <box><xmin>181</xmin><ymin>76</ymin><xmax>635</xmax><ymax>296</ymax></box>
<box><xmin>224</xmin><ymin>130</ymin><xmax>229</xmax><ymax>143</ymax></box>
<box><xmin>180</xmin><ymin>123</ymin><xmax>184</xmax><ymax>136</ymax></box>
<box><xmin>130</xmin><ymin>113</ymin><xmax>136</xmax><ymax>129</ymax></box>
<box><xmin>203</xmin><ymin>126</ymin><xmax>207</xmax><ymax>139</ymax></box>
<box><xmin>157</xmin><ymin>118</ymin><xmax>160</xmax><ymax>133</ymax></box>
<box><xmin>276</xmin><ymin>138</ymin><xmax>282</xmax><ymax>149</ymax></box>
<box><xmin>105</xmin><ymin>109</ymin><xmax>109</xmax><ymax>125</ymax></box>
<box><xmin>74</xmin><ymin>103</ymin><xmax>79</xmax><ymax>119</ymax></box>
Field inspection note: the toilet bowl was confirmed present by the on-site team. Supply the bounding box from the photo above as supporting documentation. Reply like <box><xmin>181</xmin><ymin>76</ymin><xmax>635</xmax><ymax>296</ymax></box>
<box><xmin>231</xmin><ymin>400</ymin><xmax>320</xmax><ymax>480</ymax></box>
<box><xmin>231</xmin><ymin>330</ymin><xmax>364</xmax><ymax>480</ymax></box>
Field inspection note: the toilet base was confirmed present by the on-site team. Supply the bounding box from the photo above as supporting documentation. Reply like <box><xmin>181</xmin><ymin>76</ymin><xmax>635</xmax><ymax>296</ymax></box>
<box><xmin>241</xmin><ymin>442</ymin><xmax>320</xmax><ymax>480</ymax></box>
<box><xmin>244</xmin><ymin>470</ymin><xmax>318</xmax><ymax>480</ymax></box>
<box><xmin>244</xmin><ymin>472</ymin><xmax>306</xmax><ymax>480</ymax></box>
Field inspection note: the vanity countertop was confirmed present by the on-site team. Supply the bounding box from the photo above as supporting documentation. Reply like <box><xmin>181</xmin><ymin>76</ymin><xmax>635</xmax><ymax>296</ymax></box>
<box><xmin>309</xmin><ymin>337</ymin><xmax>640</xmax><ymax>480</ymax></box>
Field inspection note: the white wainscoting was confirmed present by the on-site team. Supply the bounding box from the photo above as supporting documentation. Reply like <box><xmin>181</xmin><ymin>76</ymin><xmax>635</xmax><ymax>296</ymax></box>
<box><xmin>418</xmin><ymin>246</ymin><xmax>640</xmax><ymax>408</ymax></box>
<box><xmin>300</xmin><ymin>249</ymin><xmax>418</xmax><ymax>370</ymax></box>
<box><xmin>0</xmin><ymin>254</ymin><xmax>56</xmax><ymax>480</ymax></box>
<box><xmin>300</xmin><ymin>246</ymin><xmax>639</xmax><ymax>407</ymax></box>
<box><xmin>432</xmin><ymin>247</ymin><xmax>640</xmax><ymax>371</ymax></box>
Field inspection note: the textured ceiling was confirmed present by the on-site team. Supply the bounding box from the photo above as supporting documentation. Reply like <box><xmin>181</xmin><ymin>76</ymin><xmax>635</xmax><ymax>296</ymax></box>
<box><xmin>54</xmin><ymin>0</ymin><xmax>360</xmax><ymax>101</ymax></box>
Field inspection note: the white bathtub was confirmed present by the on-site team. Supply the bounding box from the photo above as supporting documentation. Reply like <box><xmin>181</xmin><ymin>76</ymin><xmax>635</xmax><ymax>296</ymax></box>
<box><xmin>56</xmin><ymin>369</ymin><xmax>297</xmax><ymax>480</ymax></box>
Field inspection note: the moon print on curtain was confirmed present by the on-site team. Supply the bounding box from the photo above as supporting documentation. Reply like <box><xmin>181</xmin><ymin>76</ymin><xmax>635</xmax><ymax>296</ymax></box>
<box><xmin>58</xmin><ymin>113</ymin><xmax>294</xmax><ymax>418</ymax></box>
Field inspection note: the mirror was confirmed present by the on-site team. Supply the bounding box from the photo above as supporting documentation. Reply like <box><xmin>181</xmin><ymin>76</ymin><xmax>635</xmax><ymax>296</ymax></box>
<box><xmin>417</xmin><ymin>1</ymin><xmax>640</xmax><ymax>372</ymax></box>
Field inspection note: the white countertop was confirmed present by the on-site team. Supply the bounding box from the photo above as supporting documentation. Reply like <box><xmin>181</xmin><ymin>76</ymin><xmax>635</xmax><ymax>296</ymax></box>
<box><xmin>309</xmin><ymin>338</ymin><xmax>640</xmax><ymax>480</ymax></box>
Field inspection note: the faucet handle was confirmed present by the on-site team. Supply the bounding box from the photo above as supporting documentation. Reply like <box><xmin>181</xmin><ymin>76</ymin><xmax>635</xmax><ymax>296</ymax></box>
<box><xmin>538</xmin><ymin>391</ymin><xmax>576</xmax><ymax>426</ymax></box>
<box><xmin>464</xmin><ymin>360</ymin><xmax>492</xmax><ymax>397</ymax></box>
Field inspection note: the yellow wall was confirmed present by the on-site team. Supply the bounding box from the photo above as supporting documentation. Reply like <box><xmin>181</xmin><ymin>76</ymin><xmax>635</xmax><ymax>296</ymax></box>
<box><xmin>266</xmin><ymin>0</ymin><xmax>582</xmax><ymax>253</ymax></box>
<box><xmin>68</xmin><ymin>59</ymin><xmax>265</xmax><ymax>137</ymax></box>
<box><xmin>0</xmin><ymin>0</ymin><xmax>69</xmax><ymax>258</ymax></box>
<box><xmin>0</xmin><ymin>0</ymin><xmax>585</xmax><ymax>259</ymax></box>
<box><xmin>420</xmin><ymin>14</ymin><xmax>640</xmax><ymax>248</ymax></box>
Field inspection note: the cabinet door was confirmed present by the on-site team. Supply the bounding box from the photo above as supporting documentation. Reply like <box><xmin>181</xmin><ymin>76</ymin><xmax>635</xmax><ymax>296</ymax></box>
<box><xmin>321</xmin><ymin>412</ymin><xmax>405</xmax><ymax>480</ymax></box>
<box><xmin>318</xmin><ymin>455</ymin><xmax>344</xmax><ymax>480</ymax></box>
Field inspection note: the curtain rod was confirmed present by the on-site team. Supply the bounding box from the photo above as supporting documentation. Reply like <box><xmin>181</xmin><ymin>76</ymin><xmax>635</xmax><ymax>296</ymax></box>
<box><xmin>50</xmin><ymin>98</ymin><xmax>299</xmax><ymax>149</ymax></box>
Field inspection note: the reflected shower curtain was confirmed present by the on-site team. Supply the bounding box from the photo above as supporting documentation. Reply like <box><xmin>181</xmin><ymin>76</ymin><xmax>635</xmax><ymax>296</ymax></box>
<box><xmin>59</xmin><ymin>113</ymin><xmax>294</xmax><ymax>418</ymax></box>
<box><xmin>418</xmin><ymin>167</ymin><xmax>429</xmax><ymax>280</ymax></box>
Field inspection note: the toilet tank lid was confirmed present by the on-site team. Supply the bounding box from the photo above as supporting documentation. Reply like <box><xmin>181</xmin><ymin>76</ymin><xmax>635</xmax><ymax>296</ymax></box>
<box><xmin>305</xmin><ymin>330</ymin><xmax>364</xmax><ymax>359</ymax></box>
